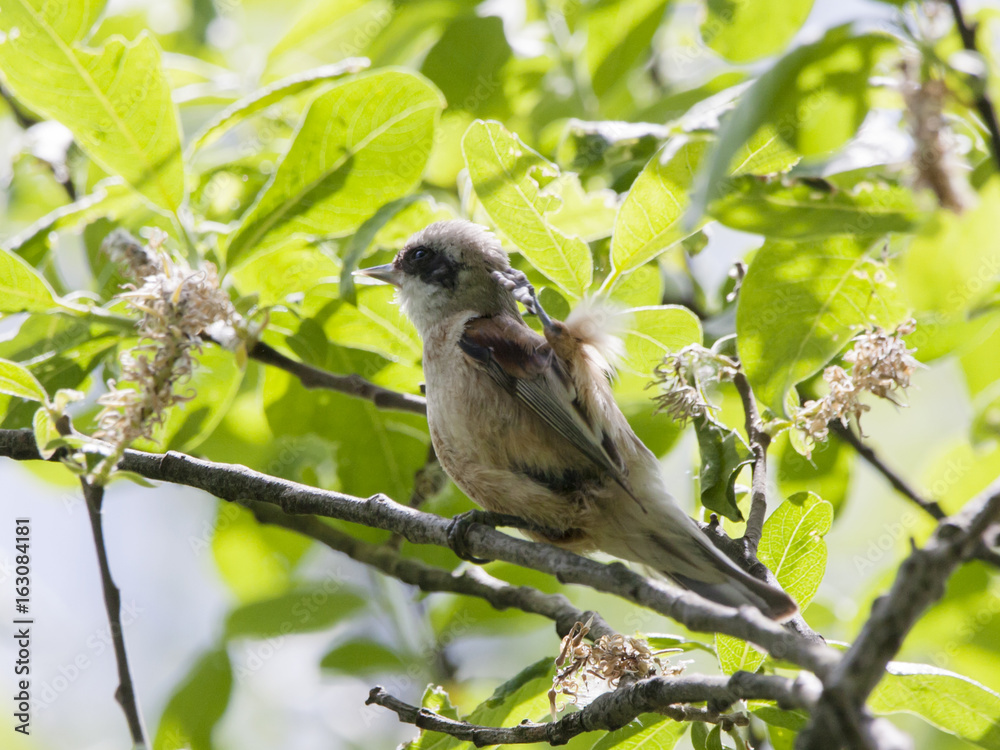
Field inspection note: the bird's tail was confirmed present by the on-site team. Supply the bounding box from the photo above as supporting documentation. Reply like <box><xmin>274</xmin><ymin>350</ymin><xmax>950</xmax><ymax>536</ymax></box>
<box><xmin>670</xmin><ymin>566</ymin><xmax>798</xmax><ymax>621</ymax></box>
<box><xmin>642</xmin><ymin>524</ymin><xmax>798</xmax><ymax>621</ymax></box>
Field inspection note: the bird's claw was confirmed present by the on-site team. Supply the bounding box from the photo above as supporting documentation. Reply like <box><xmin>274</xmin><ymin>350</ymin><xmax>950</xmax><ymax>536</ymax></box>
<box><xmin>491</xmin><ymin>268</ymin><xmax>555</xmax><ymax>330</ymax></box>
<box><xmin>447</xmin><ymin>510</ymin><xmax>574</xmax><ymax>561</ymax></box>
<box><xmin>492</xmin><ymin>268</ymin><xmax>537</xmax><ymax>312</ymax></box>
<box><xmin>446</xmin><ymin>510</ymin><xmax>494</xmax><ymax>564</ymax></box>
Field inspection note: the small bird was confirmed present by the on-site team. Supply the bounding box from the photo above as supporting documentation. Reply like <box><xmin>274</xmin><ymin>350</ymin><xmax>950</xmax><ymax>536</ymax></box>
<box><xmin>356</xmin><ymin>220</ymin><xmax>797</xmax><ymax>620</ymax></box>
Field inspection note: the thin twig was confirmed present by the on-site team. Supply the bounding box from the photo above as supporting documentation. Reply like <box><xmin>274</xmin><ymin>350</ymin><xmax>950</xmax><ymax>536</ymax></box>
<box><xmin>1</xmin><ymin>86</ymin><xmax>77</xmax><ymax>200</ymax></box>
<box><xmin>387</xmin><ymin>445</ymin><xmax>444</xmax><ymax>550</ymax></box>
<box><xmin>945</xmin><ymin>0</ymin><xmax>1000</xmax><ymax>173</ymax></box>
<box><xmin>832</xmin><ymin>421</ymin><xmax>1000</xmax><ymax>567</ymax></box>
<box><xmin>367</xmin><ymin>671</ymin><xmax>815</xmax><ymax>747</ymax></box>
<box><xmin>799</xmin><ymin>479</ymin><xmax>1000</xmax><ymax>749</ymax></box>
<box><xmin>0</xmin><ymin>428</ymin><xmax>837</xmax><ymax>677</ymax></box>
<box><xmin>830</xmin><ymin>422</ymin><xmax>944</xmax><ymax>519</ymax></box>
<box><xmin>248</xmin><ymin>341</ymin><xmax>427</xmax><ymax>415</ymax></box>
<box><xmin>697</xmin><ymin>517</ymin><xmax>824</xmax><ymax>645</ymax></box>
<box><xmin>1</xmin><ymin>85</ymin><xmax>36</xmax><ymax>130</ymax></box>
<box><xmin>732</xmin><ymin>371</ymin><xmax>770</xmax><ymax>555</ymax></box>
<box><xmin>81</xmin><ymin>479</ymin><xmax>146</xmax><ymax>746</ymax></box>
<box><xmin>246</xmin><ymin>499</ymin><xmax>617</xmax><ymax>640</ymax></box>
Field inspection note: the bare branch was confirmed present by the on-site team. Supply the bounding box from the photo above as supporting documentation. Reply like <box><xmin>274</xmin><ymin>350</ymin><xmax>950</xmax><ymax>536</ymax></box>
<box><xmin>832</xmin><ymin>421</ymin><xmax>1000</xmax><ymax>567</ymax></box>
<box><xmin>0</xmin><ymin>428</ymin><xmax>837</xmax><ymax>676</ymax></box>
<box><xmin>367</xmin><ymin>671</ymin><xmax>816</xmax><ymax>747</ymax></box>
<box><xmin>830</xmin><ymin>422</ymin><xmax>944</xmax><ymax>520</ymax></box>
<box><xmin>946</xmin><ymin>0</ymin><xmax>1000</xmax><ymax>173</ymax></box>
<box><xmin>81</xmin><ymin>479</ymin><xmax>147</xmax><ymax>745</ymax></box>
<box><xmin>799</xmin><ymin>479</ymin><xmax>1000</xmax><ymax>749</ymax></box>
<box><xmin>247</xmin><ymin>341</ymin><xmax>427</xmax><ymax>414</ymax></box>
<box><xmin>732</xmin><ymin>371</ymin><xmax>769</xmax><ymax>554</ymax></box>
<box><xmin>246</xmin><ymin>499</ymin><xmax>617</xmax><ymax>641</ymax></box>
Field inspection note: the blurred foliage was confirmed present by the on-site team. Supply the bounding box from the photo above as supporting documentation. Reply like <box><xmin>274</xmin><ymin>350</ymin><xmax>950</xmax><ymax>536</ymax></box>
<box><xmin>1</xmin><ymin>0</ymin><xmax>1000</xmax><ymax>748</ymax></box>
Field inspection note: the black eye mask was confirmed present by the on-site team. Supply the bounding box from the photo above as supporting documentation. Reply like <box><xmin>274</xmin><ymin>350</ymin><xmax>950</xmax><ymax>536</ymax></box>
<box><xmin>398</xmin><ymin>245</ymin><xmax>460</xmax><ymax>290</ymax></box>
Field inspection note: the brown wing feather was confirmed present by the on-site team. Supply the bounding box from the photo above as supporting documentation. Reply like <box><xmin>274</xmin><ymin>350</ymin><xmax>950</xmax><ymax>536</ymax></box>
<box><xmin>461</xmin><ymin>315</ymin><xmax>555</xmax><ymax>380</ymax></box>
<box><xmin>459</xmin><ymin>314</ymin><xmax>639</xmax><ymax>503</ymax></box>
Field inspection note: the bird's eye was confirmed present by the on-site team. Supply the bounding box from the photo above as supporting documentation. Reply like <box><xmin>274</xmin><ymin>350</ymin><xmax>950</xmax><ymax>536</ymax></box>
<box><xmin>411</xmin><ymin>248</ymin><xmax>428</xmax><ymax>261</ymax></box>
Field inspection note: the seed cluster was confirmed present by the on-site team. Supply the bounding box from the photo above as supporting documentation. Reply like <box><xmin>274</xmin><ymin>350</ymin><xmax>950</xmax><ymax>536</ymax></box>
<box><xmin>793</xmin><ymin>320</ymin><xmax>919</xmax><ymax>454</ymax></box>
<box><xmin>95</xmin><ymin>229</ymin><xmax>243</xmax><ymax>457</ymax></box>
<box><xmin>548</xmin><ymin>619</ymin><xmax>684</xmax><ymax>719</ymax></box>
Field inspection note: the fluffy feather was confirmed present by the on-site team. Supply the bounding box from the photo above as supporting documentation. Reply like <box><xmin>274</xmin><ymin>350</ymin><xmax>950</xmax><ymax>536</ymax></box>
<box><xmin>564</xmin><ymin>297</ymin><xmax>628</xmax><ymax>375</ymax></box>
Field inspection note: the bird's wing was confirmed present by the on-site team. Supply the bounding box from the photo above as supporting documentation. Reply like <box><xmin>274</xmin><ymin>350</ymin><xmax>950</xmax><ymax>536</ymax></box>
<box><xmin>458</xmin><ymin>315</ymin><xmax>631</xmax><ymax>490</ymax></box>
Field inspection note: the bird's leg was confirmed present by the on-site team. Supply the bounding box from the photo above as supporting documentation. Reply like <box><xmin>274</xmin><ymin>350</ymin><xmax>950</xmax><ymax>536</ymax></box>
<box><xmin>445</xmin><ymin>510</ymin><xmax>569</xmax><ymax>563</ymax></box>
<box><xmin>491</xmin><ymin>268</ymin><xmax>557</xmax><ymax>331</ymax></box>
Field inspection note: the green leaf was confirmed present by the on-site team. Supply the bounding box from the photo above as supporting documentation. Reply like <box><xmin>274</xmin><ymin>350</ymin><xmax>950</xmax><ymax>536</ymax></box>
<box><xmin>415</xmin><ymin>658</ymin><xmax>555</xmax><ymax>750</ymax></box>
<box><xmin>758</xmin><ymin>492</ymin><xmax>832</xmax><ymax>609</ymax></box>
<box><xmin>266</xmin><ymin>0</ymin><xmax>391</xmax><ymax>74</ymax></box>
<box><xmin>701</xmin><ymin>0</ymin><xmax>814</xmax><ymax>63</ymax></box>
<box><xmin>609</xmin><ymin>136</ymin><xmax>711</xmax><ymax>281</ymax></box>
<box><xmin>321</xmin><ymin>286</ymin><xmax>422</xmax><ymax>363</ymax></box>
<box><xmin>420</xmin><ymin>15</ymin><xmax>511</xmax><ymax>116</ymax></box>
<box><xmin>338</xmin><ymin>194</ymin><xmax>424</xmax><ymax>304</ymax></box>
<box><xmin>225</xmin><ymin>585</ymin><xmax>365</xmax><ymax>639</ymax></box>
<box><xmin>0</xmin><ymin>11</ymin><xmax>184</xmax><ymax>212</ymax></box>
<box><xmin>776</xmin><ymin>435</ymin><xmax>853</xmax><ymax>515</ymax></box>
<box><xmin>645</xmin><ymin>634</ymin><xmax>717</xmax><ymax>655</ymax></box>
<box><xmin>897</xmin><ymin>177</ymin><xmax>1000</xmax><ymax>359</ymax></box>
<box><xmin>187</xmin><ymin>59</ymin><xmax>369</xmax><ymax>155</ymax></box>
<box><xmin>694</xmin><ymin>416</ymin><xmax>752</xmax><ymax>522</ymax></box>
<box><xmin>709</xmin><ymin>175</ymin><xmax>920</xmax><ymax>238</ymax></box>
<box><xmin>690</xmin><ymin>29</ymin><xmax>896</xmax><ymax>219</ymax></box>
<box><xmin>616</xmin><ymin>305</ymin><xmax>703</xmax><ymax>395</ymax></box>
<box><xmin>717</xmin><ymin>492</ymin><xmax>833</xmax><ymax>674</ymax></box>
<box><xmin>320</xmin><ymin>639</ymin><xmax>404</xmax><ymax>674</ymax></box>
<box><xmin>0</xmin><ymin>358</ymin><xmax>48</xmax><ymax>403</ymax></box>
<box><xmin>736</xmin><ymin>235</ymin><xmax>904</xmax><ymax>415</ymax></box>
<box><xmin>585</xmin><ymin>0</ymin><xmax>670</xmax><ymax>97</ymax></box>
<box><xmin>729</xmin><ymin>124</ymin><xmax>801</xmax><ymax>176</ymax></box>
<box><xmin>228</xmin><ymin>238</ymin><xmax>341</xmax><ymax>309</ymax></box>
<box><xmin>0</xmin><ymin>248</ymin><xmax>60</xmax><ymax>313</ymax></box>
<box><xmin>154</xmin><ymin>648</ymin><xmax>232</xmax><ymax>750</ymax></box>
<box><xmin>590</xmin><ymin>714</ymin><xmax>687</xmax><ymax>749</ymax></box>
<box><xmin>32</xmin><ymin>406</ymin><xmax>61</xmax><ymax>459</ymax></box>
<box><xmin>211</xmin><ymin>503</ymin><xmax>312</xmax><ymax>603</ymax></box>
<box><xmin>263</xmin><ymin>347</ymin><xmax>428</xmax><ymax>500</ymax></box>
<box><xmin>870</xmin><ymin>662</ymin><xmax>1000</xmax><ymax>749</ymax></box>
<box><xmin>226</xmin><ymin>70</ymin><xmax>443</xmax><ymax>266</ymax></box>
<box><xmin>462</xmin><ymin>119</ymin><xmax>593</xmax><ymax>298</ymax></box>
<box><xmin>0</xmin><ymin>318</ymin><xmax>117</xmax><ymax>430</ymax></box>
<box><xmin>608</xmin><ymin>129</ymin><xmax>797</xmax><ymax>284</ymax></box>
<box><xmin>3</xmin><ymin>179</ymin><xmax>136</xmax><ymax>267</ymax></box>
<box><xmin>608</xmin><ymin>264</ymin><xmax>664</xmax><ymax>309</ymax></box>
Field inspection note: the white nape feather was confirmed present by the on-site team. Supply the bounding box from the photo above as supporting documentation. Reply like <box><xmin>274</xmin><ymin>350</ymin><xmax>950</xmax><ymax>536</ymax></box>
<box><xmin>564</xmin><ymin>297</ymin><xmax>629</xmax><ymax>375</ymax></box>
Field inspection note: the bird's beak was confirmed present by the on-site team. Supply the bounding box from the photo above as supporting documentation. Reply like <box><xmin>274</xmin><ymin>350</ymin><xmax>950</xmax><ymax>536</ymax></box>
<box><xmin>353</xmin><ymin>263</ymin><xmax>403</xmax><ymax>287</ymax></box>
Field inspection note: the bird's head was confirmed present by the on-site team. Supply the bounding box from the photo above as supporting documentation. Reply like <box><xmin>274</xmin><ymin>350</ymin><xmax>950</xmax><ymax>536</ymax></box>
<box><xmin>354</xmin><ymin>220</ymin><xmax>519</xmax><ymax>334</ymax></box>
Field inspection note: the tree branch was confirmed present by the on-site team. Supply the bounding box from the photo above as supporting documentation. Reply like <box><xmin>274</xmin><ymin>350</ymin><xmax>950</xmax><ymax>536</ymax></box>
<box><xmin>81</xmin><ymin>479</ymin><xmax>147</xmax><ymax>746</ymax></box>
<box><xmin>732</xmin><ymin>371</ymin><xmax>769</xmax><ymax>555</ymax></box>
<box><xmin>245</xmin><ymin>499</ymin><xmax>618</xmax><ymax>641</ymax></box>
<box><xmin>247</xmin><ymin>340</ymin><xmax>427</xmax><ymax>415</ymax></box>
<box><xmin>832</xmin><ymin>421</ymin><xmax>1000</xmax><ymax>567</ymax></box>
<box><xmin>830</xmin><ymin>422</ymin><xmax>944</xmax><ymax>520</ymax></box>
<box><xmin>0</xmin><ymin>428</ymin><xmax>836</xmax><ymax>677</ymax></box>
<box><xmin>799</xmin><ymin>479</ymin><xmax>1000</xmax><ymax>749</ymax></box>
<box><xmin>945</xmin><ymin>0</ymin><xmax>1000</xmax><ymax>173</ymax></box>
<box><xmin>367</xmin><ymin>671</ymin><xmax>817</xmax><ymax>747</ymax></box>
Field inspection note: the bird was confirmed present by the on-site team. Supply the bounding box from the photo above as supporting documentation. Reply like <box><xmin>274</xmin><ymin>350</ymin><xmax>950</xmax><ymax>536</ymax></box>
<box><xmin>355</xmin><ymin>220</ymin><xmax>797</xmax><ymax>620</ymax></box>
